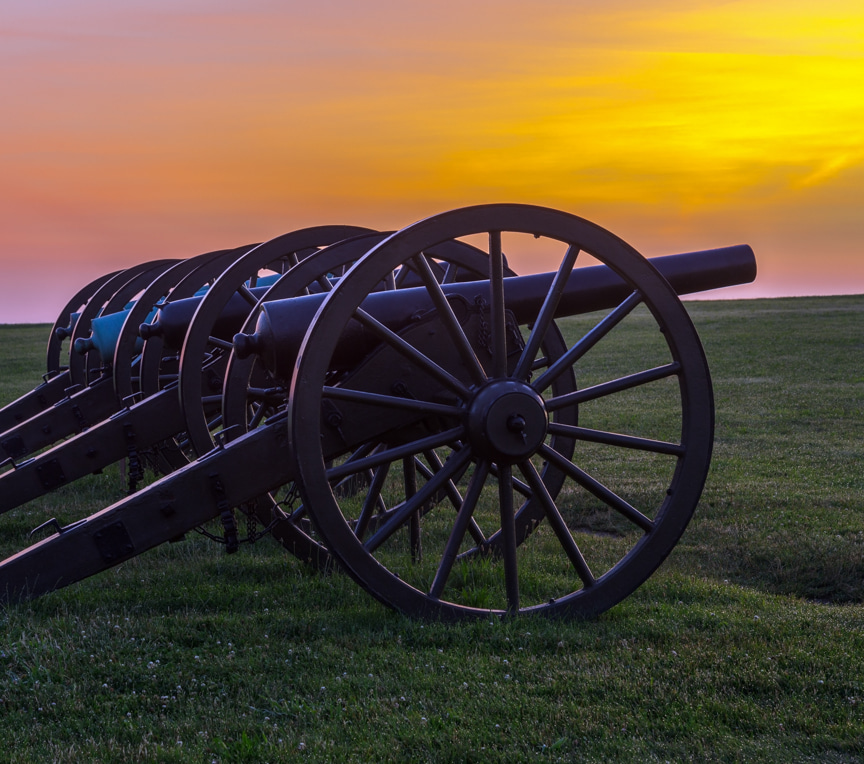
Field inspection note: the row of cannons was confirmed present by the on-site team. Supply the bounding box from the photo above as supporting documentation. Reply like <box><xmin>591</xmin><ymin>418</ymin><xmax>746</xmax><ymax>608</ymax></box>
<box><xmin>0</xmin><ymin>204</ymin><xmax>756</xmax><ymax>620</ymax></box>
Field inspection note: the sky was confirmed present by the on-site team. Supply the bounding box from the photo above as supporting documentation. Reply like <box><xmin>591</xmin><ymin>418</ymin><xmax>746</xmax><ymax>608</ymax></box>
<box><xmin>1</xmin><ymin>0</ymin><xmax>863</xmax><ymax>324</ymax></box>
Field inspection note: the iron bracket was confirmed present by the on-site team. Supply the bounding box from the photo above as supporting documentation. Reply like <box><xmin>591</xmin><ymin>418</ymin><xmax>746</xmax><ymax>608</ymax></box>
<box><xmin>29</xmin><ymin>516</ymin><xmax>87</xmax><ymax>540</ymax></box>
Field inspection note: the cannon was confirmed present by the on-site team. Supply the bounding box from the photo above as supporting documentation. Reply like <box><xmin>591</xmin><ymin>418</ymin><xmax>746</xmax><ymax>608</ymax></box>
<box><xmin>0</xmin><ymin>204</ymin><xmax>756</xmax><ymax>620</ymax></box>
<box><xmin>0</xmin><ymin>259</ymin><xmax>174</xmax><ymax>437</ymax></box>
<box><xmin>0</xmin><ymin>224</ymin><xmax>527</xmax><ymax>564</ymax></box>
<box><xmin>0</xmin><ymin>227</ymin><xmax>508</xmax><ymax>534</ymax></box>
<box><xmin>0</xmin><ymin>250</ymin><xmax>248</xmax><ymax>462</ymax></box>
<box><xmin>0</xmin><ymin>228</ymin><xmax>383</xmax><ymax>475</ymax></box>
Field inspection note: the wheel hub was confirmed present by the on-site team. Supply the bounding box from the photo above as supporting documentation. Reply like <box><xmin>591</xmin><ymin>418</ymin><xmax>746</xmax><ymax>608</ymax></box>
<box><xmin>467</xmin><ymin>380</ymin><xmax>548</xmax><ymax>463</ymax></box>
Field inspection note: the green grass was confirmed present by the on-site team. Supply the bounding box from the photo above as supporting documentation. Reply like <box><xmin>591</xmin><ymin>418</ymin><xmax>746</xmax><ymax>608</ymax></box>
<box><xmin>0</xmin><ymin>296</ymin><xmax>863</xmax><ymax>762</ymax></box>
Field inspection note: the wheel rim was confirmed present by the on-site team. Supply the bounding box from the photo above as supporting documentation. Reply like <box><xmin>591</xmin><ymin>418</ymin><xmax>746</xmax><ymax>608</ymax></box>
<box><xmin>290</xmin><ymin>204</ymin><xmax>714</xmax><ymax>620</ymax></box>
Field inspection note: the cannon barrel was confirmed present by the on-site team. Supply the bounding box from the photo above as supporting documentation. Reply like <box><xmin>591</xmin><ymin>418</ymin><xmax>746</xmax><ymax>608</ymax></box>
<box><xmin>236</xmin><ymin>245</ymin><xmax>756</xmax><ymax>381</ymax></box>
<box><xmin>139</xmin><ymin>276</ymin><xmax>312</xmax><ymax>350</ymax></box>
<box><xmin>138</xmin><ymin>289</ymin><xmax>266</xmax><ymax>348</ymax></box>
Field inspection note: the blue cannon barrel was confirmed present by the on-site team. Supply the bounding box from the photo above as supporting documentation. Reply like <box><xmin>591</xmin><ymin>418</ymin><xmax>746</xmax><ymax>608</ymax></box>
<box><xmin>73</xmin><ymin>309</ymin><xmax>131</xmax><ymax>360</ymax></box>
<box><xmin>234</xmin><ymin>245</ymin><xmax>756</xmax><ymax>381</ymax></box>
<box><xmin>72</xmin><ymin>305</ymin><xmax>162</xmax><ymax>362</ymax></box>
<box><xmin>70</xmin><ymin>275</ymin><xmax>286</xmax><ymax>361</ymax></box>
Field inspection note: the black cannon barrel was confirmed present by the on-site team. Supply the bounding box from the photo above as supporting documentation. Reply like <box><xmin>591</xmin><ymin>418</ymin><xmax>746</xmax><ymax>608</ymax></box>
<box><xmin>137</xmin><ymin>276</ymin><xmax>344</xmax><ymax>350</ymax></box>
<box><xmin>235</xmin><ymin>245</ymin><xmax>756</xmax><ymax>381</ymax></box>
<box><xmin>139</xmin><ymin>285</ymin><xmax>276</xmax><ymax>349</ymax></box>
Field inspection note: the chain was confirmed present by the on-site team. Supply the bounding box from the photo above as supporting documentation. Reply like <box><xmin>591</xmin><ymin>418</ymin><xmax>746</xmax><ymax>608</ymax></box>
<box><xmin>124</xmin><ymin>424</ymin><xmax>145</xmax><ymax>494</ymax></box>
<box><xmin>473</xmin><ymin>295</ymin><xmax>492</xmax><ymax>356</ymax></box>
<box><xmin>193</xmin><ymin>484</ymin><xmax>296</xmax><ymax>549</ymax></box>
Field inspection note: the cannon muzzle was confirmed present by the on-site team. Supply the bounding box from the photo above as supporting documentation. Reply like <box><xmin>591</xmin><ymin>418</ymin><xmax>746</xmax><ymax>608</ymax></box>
<box><xmin>236</xmin><ymin>244</ymin><xmax>756</xmax><ymax>381</ymax></box>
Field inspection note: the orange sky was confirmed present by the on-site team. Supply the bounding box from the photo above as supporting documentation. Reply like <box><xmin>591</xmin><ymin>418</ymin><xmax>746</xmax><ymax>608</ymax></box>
<box><xmin>1</xmin><ymin>0</ymin><xmax>863</xmax><ymax>323</ymax></box>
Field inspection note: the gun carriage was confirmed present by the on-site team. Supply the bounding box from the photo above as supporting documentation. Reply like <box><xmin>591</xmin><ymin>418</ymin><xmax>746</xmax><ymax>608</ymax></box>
<box><xmin>0</xmin><ymin>204</ymin><xmax>756</xmax><ymax>620</ymax></box>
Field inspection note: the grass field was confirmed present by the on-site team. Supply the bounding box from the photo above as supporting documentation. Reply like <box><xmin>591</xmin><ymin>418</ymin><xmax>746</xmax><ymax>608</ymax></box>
<box><xmin>0</xmin><ymin>295</ymin><xmax>862</xmax><ymax>762</ymax></box>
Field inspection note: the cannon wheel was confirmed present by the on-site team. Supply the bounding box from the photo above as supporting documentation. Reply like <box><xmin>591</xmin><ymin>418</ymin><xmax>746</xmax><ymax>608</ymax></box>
<box><xmin>176</xmin><ymin>226</ymin><xmax>377</xmax><ymax>460</ymax></box>
<box><xmin>217</xmin><ymin>231</ymin><xmax>393</xmax><ymax>455</ymax></box>
<box><xmin>290</xmin><ymin>204</ymin><xmax>714</xmax><ymax>620</ymax></box>
<box><xmin>135</xmin><ymin>245</ymin><xmax>262</xmax><ymax>401</ymax></box>
<box><xmin>115</xmin><ymin>245</ymin><xmax>260</xmax><ymax>402</ymax></box>
<box><xmin>216</xmin><ymin>231</ymin><xmax>391</xmax><ymax>564</ymax></box>
<box><xmin>218</xmin><ymin>233</ymin><xmax>573</xmax><ymax>568</ymax></box>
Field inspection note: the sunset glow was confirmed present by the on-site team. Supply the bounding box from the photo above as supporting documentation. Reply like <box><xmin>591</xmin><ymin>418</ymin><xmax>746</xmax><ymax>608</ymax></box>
<box><xmin>1</xmin><ymin>0</ymin><xmax>862</xmax><ymax>322</ymax></box>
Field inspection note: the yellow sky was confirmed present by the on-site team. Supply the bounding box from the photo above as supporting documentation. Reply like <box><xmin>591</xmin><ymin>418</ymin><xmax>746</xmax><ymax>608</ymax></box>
<box><xmin>1</xmin><ymin>0</ymin><xmax>862</xmax><ymax>321</ymax></box>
